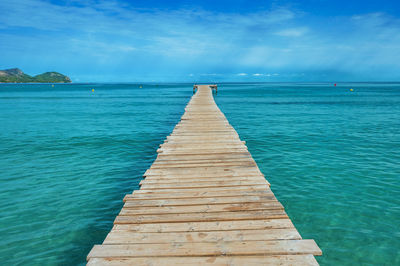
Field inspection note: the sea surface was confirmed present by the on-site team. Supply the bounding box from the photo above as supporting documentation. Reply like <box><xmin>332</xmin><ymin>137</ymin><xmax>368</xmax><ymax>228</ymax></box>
<box><xmin>0</xmin><ymin>83</ymin><xmax>399</xmax><ymax>265</ymax></box>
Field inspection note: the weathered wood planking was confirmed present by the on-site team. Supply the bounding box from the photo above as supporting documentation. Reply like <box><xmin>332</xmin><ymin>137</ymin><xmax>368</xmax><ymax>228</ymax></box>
<box><xmin>87</xmin><ymin>85</ymin><xmax>321</xmax><ymax>265</ymax></box>
<box><xmin>87</xmin><ymin>255</ymin><xmax>319</xmax><ymax>266</ymax></box>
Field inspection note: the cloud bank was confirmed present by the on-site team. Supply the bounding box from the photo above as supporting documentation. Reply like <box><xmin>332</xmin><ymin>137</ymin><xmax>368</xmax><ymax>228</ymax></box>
<box><xmin>1</xmin><ymin>0</ymin><xmax>400</xmax><ymax>81</ymax></box>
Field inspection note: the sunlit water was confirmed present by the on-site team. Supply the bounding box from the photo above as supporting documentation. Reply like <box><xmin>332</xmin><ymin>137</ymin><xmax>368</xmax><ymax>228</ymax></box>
<box><xmin>0</xmin><ymin>83</ymin><xmax>399</xmax><ymax>265</ymax></box>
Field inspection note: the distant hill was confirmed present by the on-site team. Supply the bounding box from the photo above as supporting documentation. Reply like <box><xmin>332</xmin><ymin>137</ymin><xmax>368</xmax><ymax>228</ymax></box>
<box><xmin>0</xmin><ymin>68</ymin><xmax>71</xmax><ymax>83</ymax></box>
<box><xmin>33</xmin><ymin>72</ymin><xmax>72</xmax><ymax>83</ymax></box>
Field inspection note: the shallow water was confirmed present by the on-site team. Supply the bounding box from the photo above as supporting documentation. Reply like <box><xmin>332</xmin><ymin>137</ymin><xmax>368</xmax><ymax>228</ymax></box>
<box><xmin>0</xmin><ymin>83</ymin><xmax>399</xmax><ymax>265</ymax></box>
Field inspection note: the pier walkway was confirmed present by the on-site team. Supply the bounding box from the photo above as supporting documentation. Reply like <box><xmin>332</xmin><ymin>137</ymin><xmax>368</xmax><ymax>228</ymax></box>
<box><xmin>87</xmin><ymin>85</ymin><xmax>321</xmax><ymax>265</ymax></box>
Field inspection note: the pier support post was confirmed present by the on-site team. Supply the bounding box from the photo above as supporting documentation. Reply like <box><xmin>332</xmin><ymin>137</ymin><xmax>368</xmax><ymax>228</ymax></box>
<box><xmin>210</xmin><ymin>84</ymin><xmax>218</xmax><ymax>94</ymax></box>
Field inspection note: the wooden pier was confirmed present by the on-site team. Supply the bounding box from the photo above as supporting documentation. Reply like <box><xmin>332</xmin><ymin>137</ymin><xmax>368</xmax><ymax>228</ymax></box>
<box><xmin>87</xmin><ymin>85</ymin><xmax>321</xmax><ymax>265</ymax></box>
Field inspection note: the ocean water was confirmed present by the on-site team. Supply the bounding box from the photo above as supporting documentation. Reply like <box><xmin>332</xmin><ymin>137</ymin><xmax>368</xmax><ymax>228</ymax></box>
<box><xmin>0</xmin><ymin>83</ymin><xmax>399</xmax><ymax>265</ymax></box>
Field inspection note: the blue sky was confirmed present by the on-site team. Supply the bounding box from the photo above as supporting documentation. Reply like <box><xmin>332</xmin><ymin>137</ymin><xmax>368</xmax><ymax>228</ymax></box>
<box><xmin>1</xmin><ymin>0</ymin><xmax>400</xmax><ymax>82</ymax></box>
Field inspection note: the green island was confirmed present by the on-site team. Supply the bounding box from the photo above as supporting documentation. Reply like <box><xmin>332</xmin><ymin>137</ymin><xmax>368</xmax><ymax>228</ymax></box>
<box><xmin>0</xmin><ymin>68</ymin><xmax>71</xmax><ymax>83</ymax></box>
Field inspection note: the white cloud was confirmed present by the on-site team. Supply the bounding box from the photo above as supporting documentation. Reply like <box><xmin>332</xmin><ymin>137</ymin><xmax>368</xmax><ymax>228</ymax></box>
<box><xmin>275</xmin><ymin>27</ymin><xmax>309</xmax><ymax>37</ymax></box>
<box><xmin>1</xmin><ymin>0</ymin><xmax>400</xmax><ymax>81</ymax></box>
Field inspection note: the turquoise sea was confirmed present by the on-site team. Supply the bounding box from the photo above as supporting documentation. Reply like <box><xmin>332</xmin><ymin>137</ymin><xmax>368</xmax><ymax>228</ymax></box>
<box><xmin>0</xmin><ymin>83</ymin><xmax>399</xmax><ymax>265</ymax></box>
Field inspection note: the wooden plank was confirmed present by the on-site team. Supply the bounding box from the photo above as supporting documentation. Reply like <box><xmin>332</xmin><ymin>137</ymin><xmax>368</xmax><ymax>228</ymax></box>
<box><xmin>142</xmin><ymin>173</ymin><xmax>266</xmax><ymax>180</ymax></box>
<box><xmin>166</xmin><ymin>136</ymin><xmax>240</xmax><ymax>140</ymax></box>
<box><xmin>154</xmin><ymin>155</ymin><xmax>251</xmax><ymax>161</ymax></box>
<box><xmin>140</xmin><ymin>176</ymin><xmax>266</xmax><ymax>184</ymax></box>
<box><xmin>87</xmin><ymin>255</ymin><xmax>319</xmax><ymax>266</ymax></box>
<box><xmin>143</xmin><ymin>173</ymin><xmax>264</xmax><ymax>180</ymax></box>
<box><xmin>144</xmin><ymin>169</ymin><xmax>263</xmax><ymax>176</ymax></box>
<box><xmin>103</xmin><ymin>228</ymin><xmax>301</xmax><ymax>244</ymax></box>
<box><xmin>123</xmin><ymin>195</ymin><xmax>277</xmax><ymax>206</ymax></box>
<box><xmin>119</xmin><ymin>202</ymin><xmax>284</xmax><ymax>215</ymax></box>
<box><xmin>167</xmin><ymin>132</ymin><xmax>239</xmax><ymax>136</ymax></box>
<box><xmin>172</xmin><ymin>128</ymin><xmax>237</xmax><ymax>131</ymax></box>
<box><xmin>149</xmin><ymin>161</ymin><xmax>256</xmax><ymax>169</ymax></box>
<box><xmin>155</xmin><ymin>150</ymin><xmax>248</xmax><ymax>156</ymax></box>
<box><xmin>157</xmin><ymin>148</ymin><xmax>249</xmax><ymax>155</ymax></box>
<box><xmin>126</xmin><ymin>189</ymin><xmax>273</xmax><ymax>200</ymax></box>
<box><xmin>139</xmin><ymin>180</ymin><xmax>268</xmax><ymax>188</ymax></box>
<box><xmin>144</xmin><ymin>167</ymin><xmax>263</xmax><ymax>176</ymax></box>
<box><xmin>155</xmin><ymin>153</ymin><xmax>252</xmax><ymax>161</ymax></box>
<box><xmin>87</xmin><ymin>240</ymin><xmax>322</xmax><ymax>258</ymax></box>
<box><xmin>112</xmin><ymin>219</ymin><xmax>295</xmax><ymax>232</ymax></box>
<box><xmin>140</xmin><ymin>178</ymin><xmax>269</xmax><ymax>186</ymax></box>
<box><xmin>145</xmin><ymin>169</ymin><xmax>262</xmax><ymax>177</ymax></box>
<box><xmin>172</xmin><ymin>127</ymin><xmax>236</xmax><ymax>131</ymax></box>
<box><xmin>153</xmin><ymin>157</ymin><xmax>251</xmax><ymax>163</ymax></box>
<box><xmin>114</xmin><ymin>209</ymin><xmax>288</xmax><ymax>224</ymax></box>
<box><xmin>139</xmin><ymin>181</ymin><xmax>268</xmax><ymax>190</ymax></box>
<box><xmin>162</xmin><ymin>141</ymin><xmax>245</xmax><ymax>146</ymax></box>
<box><xmin>133</xmin><ymin>185</ymin><xmax>269</xmax><ymax>194</ymax></box>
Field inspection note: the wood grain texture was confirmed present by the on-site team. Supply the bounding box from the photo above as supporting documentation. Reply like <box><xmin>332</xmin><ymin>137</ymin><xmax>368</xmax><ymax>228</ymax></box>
<box><xmin>87</xmin><ymin>255</ymin><xmax>319</xmax><ymax>266</ymax></box>
<box><xmin>86</xmin><ymin>85</ymin><xmax>321</xmax><ymax>265</ymax></box>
